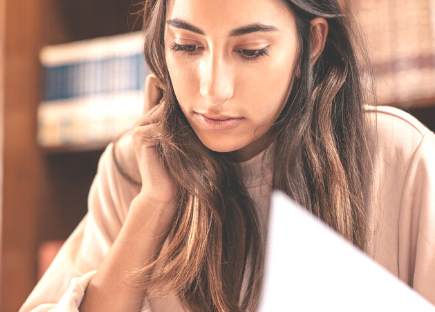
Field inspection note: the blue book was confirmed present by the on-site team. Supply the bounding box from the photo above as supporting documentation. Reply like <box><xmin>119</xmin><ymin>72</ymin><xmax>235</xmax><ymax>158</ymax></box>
<box><xmin>38</xmin><ymin>32</ymin><xmax>148</xmax><ymax>147</ymax></box>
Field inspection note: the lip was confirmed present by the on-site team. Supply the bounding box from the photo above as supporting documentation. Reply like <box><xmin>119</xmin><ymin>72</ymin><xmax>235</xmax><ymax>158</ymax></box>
<box><xmin>194</xmin><ymin>112</ymin><xmax>244</xmax><ymax>131</ymax></box>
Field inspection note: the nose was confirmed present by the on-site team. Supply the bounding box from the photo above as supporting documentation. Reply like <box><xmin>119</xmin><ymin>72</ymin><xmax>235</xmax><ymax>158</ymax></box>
<box><xmin>199</xmin><ymin>51</ymin><xmax>234</xmax><ymax>105</ymax></box>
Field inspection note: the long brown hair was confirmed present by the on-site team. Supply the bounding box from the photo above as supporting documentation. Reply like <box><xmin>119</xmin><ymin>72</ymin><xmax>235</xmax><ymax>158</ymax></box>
<box><xmin>125</xmin><ymin>0</ymin><xmax>375</xmax><ymax>311</ymax></box>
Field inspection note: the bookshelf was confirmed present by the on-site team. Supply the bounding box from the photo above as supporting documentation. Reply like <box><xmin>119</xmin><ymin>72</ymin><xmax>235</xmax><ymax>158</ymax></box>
<box><xmin>1</xmin><ymin>0</ymin><xmax>143</xmax><ymax>311</ymax></box>
<box><xmin>352</xmin><ymin>0</ymin><xmax>435</xmax><ymax>130</ymax></box>
<box><xmin>2</xmin><ymin>1</ymin><xmax>435</xmax><ymax>312</ymax></box>
<box><xmin>38</xmin><ymin>32</ymin><xmax>146</xmax><ymax>149</ymax></box>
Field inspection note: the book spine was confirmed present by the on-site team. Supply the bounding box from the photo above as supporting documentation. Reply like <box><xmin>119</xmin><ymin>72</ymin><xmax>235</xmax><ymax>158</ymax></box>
<box><xmin>38</xmin><ymin>32</ymin><xmax>147</xmax><ymax>147</ymax></box>
<box><xmin>38</xmin><ymin>91</ymin><xmax>144</xmax><ymax>147</ymax></box>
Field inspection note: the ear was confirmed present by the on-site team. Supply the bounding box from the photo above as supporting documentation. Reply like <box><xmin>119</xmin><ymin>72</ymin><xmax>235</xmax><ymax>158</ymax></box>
<box><xmin>310</xmin><ymin>17</ymin><xmax>329</xmax><ymax>66</ymax></box>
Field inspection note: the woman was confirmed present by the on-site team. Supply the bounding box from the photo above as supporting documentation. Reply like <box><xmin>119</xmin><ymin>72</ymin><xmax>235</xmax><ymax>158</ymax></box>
<box><xmin>21</xmin><ymin>0</ymin><xmax>435</xmax><ymax>311</ymax></box>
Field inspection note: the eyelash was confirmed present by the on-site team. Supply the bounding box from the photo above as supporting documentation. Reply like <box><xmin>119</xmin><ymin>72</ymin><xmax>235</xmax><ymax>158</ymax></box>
<box><xmin>169</xmin><ymin>43</ymin><xmax>269</xmax><ymax>62</ymax></box>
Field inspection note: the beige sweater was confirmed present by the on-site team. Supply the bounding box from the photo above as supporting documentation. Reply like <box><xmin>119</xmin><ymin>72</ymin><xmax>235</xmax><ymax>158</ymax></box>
<box><xmin>20</xmin><ymin>106</ymin><xmax>435</xmax><ymax>311</ymax></box>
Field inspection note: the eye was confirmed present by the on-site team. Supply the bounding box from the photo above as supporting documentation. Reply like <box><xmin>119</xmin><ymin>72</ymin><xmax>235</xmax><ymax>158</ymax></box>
<box><xmin>236</xmin><ymin>48</ymin><xmax>269</xmax><ymax>62</ymax></box>
<box><xmin>170</xmin><ymin>43</ymin><xmax>269</xmax><ymax>62</ymax></box>
<box><xmin>170</xmin><ymin>43</ymin><xmax>202</xmax><ymax>54</ymax></box>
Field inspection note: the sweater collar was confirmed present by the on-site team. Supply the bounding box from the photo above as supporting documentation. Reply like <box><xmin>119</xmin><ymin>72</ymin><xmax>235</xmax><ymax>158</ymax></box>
<box><xmin>239</xmin><ymin>144</ymin><xmax>273</xmax><ymax>188</ymax></box>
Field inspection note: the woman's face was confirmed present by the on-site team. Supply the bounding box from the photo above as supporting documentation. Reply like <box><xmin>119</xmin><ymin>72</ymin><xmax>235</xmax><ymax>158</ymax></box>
<box><xmin>165</xmin><ymin>0</ymin><xmax>298</xmax><ymax>160</ymax></box>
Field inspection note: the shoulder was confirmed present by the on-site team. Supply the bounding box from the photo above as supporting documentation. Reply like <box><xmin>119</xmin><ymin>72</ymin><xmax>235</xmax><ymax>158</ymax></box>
<box><xmin>364</xmin><ymin>105</ymin><xmax>431</xmax><ymax>137</ymax></box>
<box><xmin>364</xmin><ymin>105</ymin><xmax>434</xmax><ymax>161</ymax></box>
<box><xmin>363</xmin><ymin>105</ymin><xmax>435</xmax><ymax>196</ymax></box>
<box><xmin>363</xmin><ymin>107</ymin><xmax>435</xmax><ymax>301</ymax></box>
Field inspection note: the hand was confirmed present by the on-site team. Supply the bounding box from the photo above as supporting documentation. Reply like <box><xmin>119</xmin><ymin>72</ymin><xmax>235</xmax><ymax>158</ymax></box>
<box><xmin>130</xmin><ymin>74</ymin><xmax>176</xmax><ymax>220</ymax></box>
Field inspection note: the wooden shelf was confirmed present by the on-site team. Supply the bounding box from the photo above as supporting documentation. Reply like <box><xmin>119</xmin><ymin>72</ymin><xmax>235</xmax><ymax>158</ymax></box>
<box><xmin>41</xmin><ymin>0</ymin><xmax>144</xmax><ymax>45</ymax></box>
<box><xmin>40</xmin><ymin>141</ymin><xmax>111</xmax><ymax>155</ymax></box>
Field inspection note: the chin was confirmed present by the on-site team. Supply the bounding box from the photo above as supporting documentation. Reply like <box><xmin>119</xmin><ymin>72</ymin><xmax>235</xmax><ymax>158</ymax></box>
<box><xmin>196</xmin><ymin>134</ymin><xmax>247</xmax><ymax>154</ymax></box>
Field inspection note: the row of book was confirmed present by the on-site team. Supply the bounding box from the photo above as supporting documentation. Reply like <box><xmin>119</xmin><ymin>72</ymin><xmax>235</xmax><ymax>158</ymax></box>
<box><xmin>38</xmin><ymin>31</ymin><xmax>148</xmax><ymax>148</ymax></box>
<box><xmin>42</xmin><ymin>54</ymin><xmax>144</xmax><ymax>101</ymax></box>
<box><xmin>354</xmin><ymin>0</ymin><xmax>435</xmax><ymax>106</ymax></box>
<box><xmin>40</xmin><ymin>1</ymin><xmax>435</xmax><ymax>148</ymax></box>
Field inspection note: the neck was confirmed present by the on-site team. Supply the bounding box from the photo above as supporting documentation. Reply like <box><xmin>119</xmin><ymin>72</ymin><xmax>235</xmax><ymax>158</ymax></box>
<box><xmin>235</xmin><ymin>131</ymin><xmax>273</xmax><ymax>162</ymax></box>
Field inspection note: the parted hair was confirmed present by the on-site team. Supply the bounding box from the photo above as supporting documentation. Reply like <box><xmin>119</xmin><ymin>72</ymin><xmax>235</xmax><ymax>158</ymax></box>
<box><xmin>117</xmin><ymin>0</ymin><xmax>375</xmax><ymax>311</ymax></box>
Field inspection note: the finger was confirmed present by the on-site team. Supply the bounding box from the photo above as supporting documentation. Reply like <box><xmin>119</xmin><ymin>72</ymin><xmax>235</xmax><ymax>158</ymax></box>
<box><xmin>131</xmin><ymin>124</ymin><xmax>160</xmax><ymax>149</ymax></box>
<box><xmin>134</xmin><ymin>102</ymin><xmax>165</xmax><ymax>128</ymax></box>
<box><xmin>144</xmin><ymin>74</ymin><xmax>165</xmax><ymax>114</ymax></box>
<box><xmin>131</xmin><ymin>124</ymin><xmax>164</xmax><ymax>180</ymax></box>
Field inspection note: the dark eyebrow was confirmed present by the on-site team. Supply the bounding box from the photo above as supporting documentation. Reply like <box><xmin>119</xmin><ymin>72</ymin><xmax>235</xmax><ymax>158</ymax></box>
<box><xmin>166</xmin><ymin>19</ymin><xmax>205</xmax><ymax>35</ymax></box>
<box><xmin>229</xmin><ymin>23</ymin><xmax>278</xmax><ymax>36</ymax></box>
<box><xmin>166</xmin><ymin>19</ymin><xmax>278</xmax><ymax>36</ymax></box>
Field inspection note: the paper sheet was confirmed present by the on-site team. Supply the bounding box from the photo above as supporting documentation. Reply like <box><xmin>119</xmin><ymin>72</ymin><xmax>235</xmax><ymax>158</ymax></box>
<box><xmin>258</xmin><ymin>191</ymin><xmax>435</xmax><ymax>311</ymax></box>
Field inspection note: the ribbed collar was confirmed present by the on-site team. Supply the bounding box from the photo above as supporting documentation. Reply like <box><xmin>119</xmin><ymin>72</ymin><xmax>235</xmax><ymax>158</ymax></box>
<box><xmin>239</xmin><ymin>145</ymin><xmax>273</xmax><ymax>188</ymax></box>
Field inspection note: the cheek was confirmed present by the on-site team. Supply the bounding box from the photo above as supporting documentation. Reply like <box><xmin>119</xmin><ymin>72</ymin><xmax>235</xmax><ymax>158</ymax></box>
<box><xmin>165</xmin><ymin>53</ymin><xmax>199</xmax><ymax>107</ymax></box>
<box><xmin>238</xmin><ymin>52</ymin><xmax>296</xmax><ymax>124</ymax></box>
<box><xmin>262</xmin><ymin>46</ymin><xmax>296</xmax><ymax>100</ymax></box>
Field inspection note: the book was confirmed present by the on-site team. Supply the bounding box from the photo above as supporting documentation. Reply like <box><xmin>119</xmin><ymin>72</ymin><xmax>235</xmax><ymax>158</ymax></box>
<box><xmin>38</xmin><ymin>31</ymin><xmax>148</xmax><ymax>148</ymax></box>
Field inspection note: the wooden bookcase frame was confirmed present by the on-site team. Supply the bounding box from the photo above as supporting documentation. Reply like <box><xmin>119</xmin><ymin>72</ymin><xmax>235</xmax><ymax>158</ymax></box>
<box><xmin>1</xmin><ymin>1</ymin><xmax>142</xmax><ymax>311</ymax></box>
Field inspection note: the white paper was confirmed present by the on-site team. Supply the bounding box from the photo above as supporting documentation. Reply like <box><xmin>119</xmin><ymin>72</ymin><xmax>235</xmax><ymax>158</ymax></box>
<box><xmin>258</xmin><ymin>191</ymin><xmax>435</xmax><ymax>311</ymax></box>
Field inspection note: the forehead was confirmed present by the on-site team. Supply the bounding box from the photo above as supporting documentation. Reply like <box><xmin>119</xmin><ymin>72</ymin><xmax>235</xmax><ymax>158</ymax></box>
<box><xmin>166</xmin><ymin>0</ymin><xmax>294</xmax><ymax>34</ymax></box>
